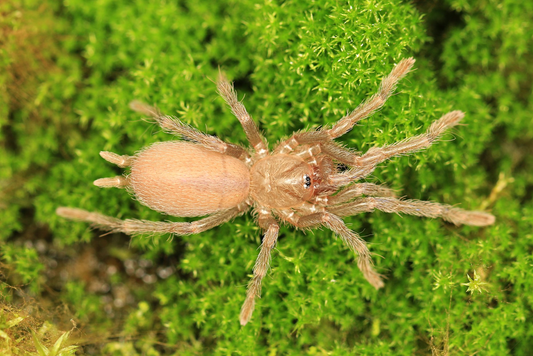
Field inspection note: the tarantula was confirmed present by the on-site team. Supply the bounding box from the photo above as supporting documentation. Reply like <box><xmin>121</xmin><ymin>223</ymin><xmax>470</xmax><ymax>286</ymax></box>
<box><xmin>57</xmin><ymin>58</ymin><xmax>495</xmax><ymax>325</ymax></box>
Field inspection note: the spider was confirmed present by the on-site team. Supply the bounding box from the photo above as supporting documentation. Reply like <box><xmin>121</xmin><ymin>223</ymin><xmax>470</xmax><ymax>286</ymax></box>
<box><xmin>57</xmin><ymin>58</ymin><xmax>495</xmax><ymax>326</ymax></box>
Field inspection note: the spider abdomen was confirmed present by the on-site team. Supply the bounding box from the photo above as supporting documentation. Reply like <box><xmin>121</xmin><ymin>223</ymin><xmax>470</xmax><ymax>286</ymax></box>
<box><xmin>129</xmin><ymin>141</ymin><xmax>250</xmax><ymax>217</ymax></box>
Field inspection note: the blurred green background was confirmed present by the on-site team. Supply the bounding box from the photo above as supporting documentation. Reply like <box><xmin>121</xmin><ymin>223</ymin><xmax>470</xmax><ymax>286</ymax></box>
<box><xmin>1</xmin><ymin>0</ymin><xmax>532</xmax><ymax>354</ymax></box>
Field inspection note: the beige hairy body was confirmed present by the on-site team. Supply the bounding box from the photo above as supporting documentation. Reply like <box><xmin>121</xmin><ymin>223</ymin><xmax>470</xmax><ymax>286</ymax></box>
<box><xmin>57</xmin><ymin>58</ymin><xmax>495</xmax><ymax>325</ymax></box>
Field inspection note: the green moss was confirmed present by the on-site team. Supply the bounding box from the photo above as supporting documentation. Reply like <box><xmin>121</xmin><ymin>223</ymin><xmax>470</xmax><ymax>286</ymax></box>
<box><xmin>1</xmin><ymin>0</ymin><xmax>532</xmax><ymax>354</ymax></box>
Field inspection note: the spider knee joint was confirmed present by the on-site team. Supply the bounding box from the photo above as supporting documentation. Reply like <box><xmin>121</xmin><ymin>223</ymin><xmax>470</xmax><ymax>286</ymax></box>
<box><xmin>367</xmin><ymin>197</ymin><xmax>379</xmax><ymax>210</ymax></box>
<box><xmin>322</xmin><ymin>213</ymin><xmax>332</xmax><ymax>223</ymax></box>
<box><xmin>188</xmin><ymin>221</ymin><xmax>201</xmax><ymax>234</ymax></box>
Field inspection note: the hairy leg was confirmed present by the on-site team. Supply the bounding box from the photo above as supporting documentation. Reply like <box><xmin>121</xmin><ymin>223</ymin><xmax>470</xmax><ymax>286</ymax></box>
<box><xmin>274</xmin><ymin>58</ymin><xmax>416</xmax><ymax>154</ymax></box>
<box><xmin>130</xmin><ymin>101</ymin><xmax>249</xmax><ymax>161</ymax></box>
<box><xmin>216</xmin><ymin>73</ymin><xmax>269</xmax><ymax>157</ymax></box>
<box><xmin>292</xmin><ymin>144</ymin><xmax>322</xmax><ymax>164</ymax></box>
<box><xmin>324</xmin><ymin>183</ymin><xmax>396</xmax><ymax>205</ymax></box>
<box><xmin>327</xmin><ymin>110</ymin><xmax>465</xmax><ymax>186</ymax></box>
<box><xmin>327</xmin><ymin>58</ymin><xmax>416</xmax><ymax>139</ymax></box>
<box><xmin>240</xmin><ymin>209</ymin><xmax>280</xmax><ymax>326</ymax></box>
<box><xmin>277</xmin><ymin>209</ymin><xmax>384</xmax><ymax>289</ymax></box>
<box><xmin>56</xmin><ymin>206</ymin><xmax>247</xmax><ymax>235</ymax></box>
<box><xmin>327</xmin><ymin>197</ymin><xmax>495</xmax><ymax>226</ymax></box>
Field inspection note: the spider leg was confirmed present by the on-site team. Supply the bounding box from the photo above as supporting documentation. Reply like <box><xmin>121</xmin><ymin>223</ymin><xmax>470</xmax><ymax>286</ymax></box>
<box><xmin>327</xmin><ymin>197</ymin><xmax>495</xmax><ymax>226</ymax></box>
<box><xmin>56</xmin><ymin>206</ymin><xmax>247</xmax><ymax>235</ymax></box>
<box><xmin>323</xmin><ymin>183</ymin><xmax>396</xmax><ymax>205</ymax></box>
<box><xmin>216</xmin><ymin>73</ymin><xmax>269</xmax><ymax>158</ymax></box>
<box><xmin>240</xmin><ymin>209</ymin><xmax>280</xmax><ymax>326</ymax></box>
<box><xmin>328</xmin><ymin>110</ymin><xmax>465</xmax><ymax>186</ymax></box>
<box><xmin>274</xmin><ymin>58</ymin><xmax>416</xmax><ymax>154</ymax></box>
<box><xmin>277</xmin><ymin>209</ymin><xmax>384</xmax><ymax>290</ymax></box>
<box><xmin>130</xmin><ymin>101</ymin><xmax>249</xmax><ymax>161</ymax></box>
<box><xmin>292</xmin><ymin>144</ymin><xmax>322</xmax><ymax>164</ymax></box>
<box><xmin>328</xmin><ymin>57</ymin><xmax>416</xmax><ymax>139</ymax></box>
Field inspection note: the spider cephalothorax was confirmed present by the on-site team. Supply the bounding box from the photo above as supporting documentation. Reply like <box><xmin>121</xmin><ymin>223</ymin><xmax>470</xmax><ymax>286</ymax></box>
<box><xmin>57</xmin><ymin>58</ymin><xmax>495</xmax><ymax>325</ymax></box>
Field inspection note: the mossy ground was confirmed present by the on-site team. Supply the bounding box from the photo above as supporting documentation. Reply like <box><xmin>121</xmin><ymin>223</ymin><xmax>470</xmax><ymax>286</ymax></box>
<box><xmin>1</xmin><ymin>0</ymin><xmax>532</xmax><ymax>354</ymax></box>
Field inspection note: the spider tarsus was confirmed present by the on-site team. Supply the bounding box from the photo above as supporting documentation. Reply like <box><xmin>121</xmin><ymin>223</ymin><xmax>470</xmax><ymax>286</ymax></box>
<box><xmin>364</xmin><ymin>269</ymin><xmax>385</xmax><ymax>289</ymax></box>
<box><xmin>451</xmin><ymin>210</ymin><xmax>495</xmax><ymax>226</ymax></box>
<box><xmin>430</xmin><ymin>110</ymin><xmax>464</xmax><ymax>134</ymax></box>
<box><xmin>391</xmin><ymin>57</ymin><xmax>415</xmax><ymax>79</ymax></box>
<box><xmin>372</xmin><ymin>279</ymin><xmax>385</xmax><ymax>290</ymax></box>
<box><xmin>129</xmin><ymin>100</ymin><xmax>159</xmax><ymax>117</ymax></box>
<box><xmin>56</xmin><ymin>207</ymin><xmax>92</xmax><ymax>221</ymax></box>
<box><xmin>56</xmin><ymin>207</ymin><xmax>96</xmax><ymax>228</ymax></box>
<box><xmin>57</xmin><ymin>207</ymin><xmax>124</xmax><ymax>232</ymax></box>
<box><xmin>239</xmin><ymin>298</ymin><xmax>254</xmax><ymax>326</ymax></box>
<box><xmin>398</xmin><ymin>57</ymin><xmax>416</xmax><ymax>71</ymax></box>
<box><xmin>379</xmin><ymin>57</ymin><xmax>416</xmax><ymax>97</ymax></box>
<box><xmin>215</xmin><ymin>73</ymin><xmax>233</xmax><ymax>100</ymax></box>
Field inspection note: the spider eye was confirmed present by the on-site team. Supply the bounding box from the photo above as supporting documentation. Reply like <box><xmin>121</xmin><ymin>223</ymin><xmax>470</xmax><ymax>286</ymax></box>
<box><xmin>303</xmin><ymin>175</ymin><xmax>312</xmax><ymax>189</ymax></box>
